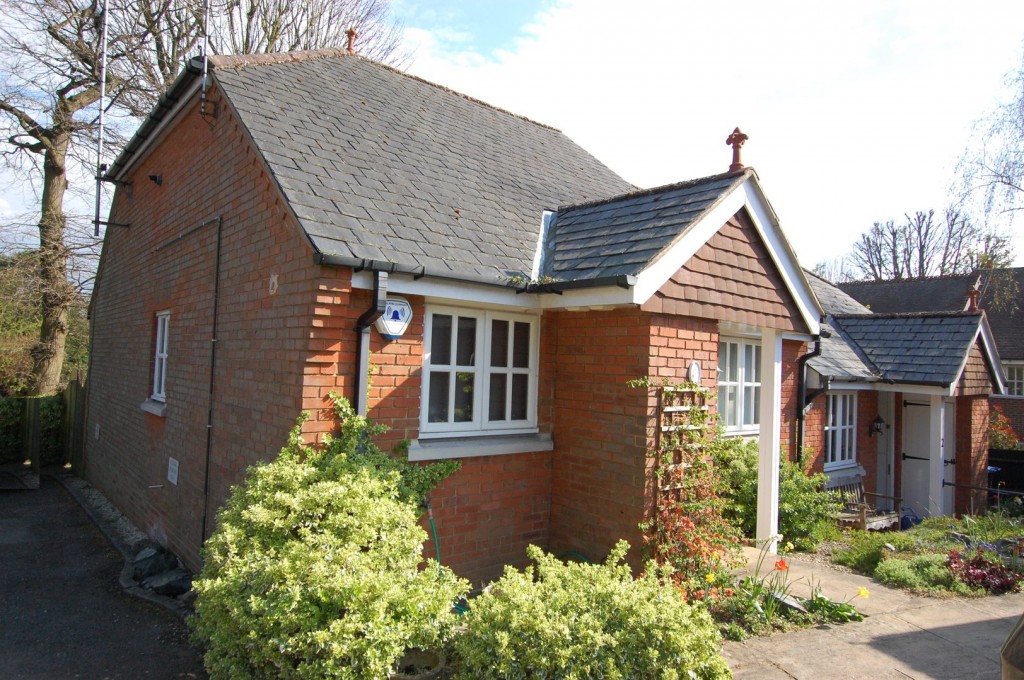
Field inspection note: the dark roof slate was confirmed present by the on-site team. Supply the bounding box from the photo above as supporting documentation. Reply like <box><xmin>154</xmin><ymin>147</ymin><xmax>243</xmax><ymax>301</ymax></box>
<box><xmin>831</xmin><ymin>313</ymin><xmax>983</xmax><ymax>386</ymax></box>
<box><xmin>806</xmin><ymin>270</ymin><xmax>871</xmax><ymax>315</ymax></box>
<box><xmin>211</xmin><ymin>51</ymin><xmax>635</xmax><ymax>283</ymax></box>
<box><xmin>839</xmin><ymin>269</ymin><xmax>1023</xmax><ymax>360</ymax></box>
<box><xmin>542</xmin><ymin>172</ymin><xmax>747</xmax><ymax>281</ymax></box>
<box><xmin>800</xmin><ymin>272</ymin><xmax>877</xmax><ymax>380</ymax></box>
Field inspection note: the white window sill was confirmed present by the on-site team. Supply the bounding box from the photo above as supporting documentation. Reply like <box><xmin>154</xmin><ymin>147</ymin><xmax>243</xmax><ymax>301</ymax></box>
<box><xmin>721</xmin><ymin>428</ymin><xmax>759</xmax><ymax>439</ymax></box>
<box><xmin>825</xmin><ymin>463</ymin><xmax>864</xmax><ymax>484</ymax></box>
<box><xmin>408</xmin><ymin>432</ymin><xmax>553</xmax><ymax>461</ymax></box>
<box><xmin>140</xmin><ymin>399</ymin><xmax>167</xmax><ymax>417</ymax></box>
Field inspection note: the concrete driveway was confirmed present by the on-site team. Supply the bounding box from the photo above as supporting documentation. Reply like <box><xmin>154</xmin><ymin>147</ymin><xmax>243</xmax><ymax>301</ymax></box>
<box><xmin>0</xmin><ymin>474</ymin><xmax>206</xmax><ymax>679</ymax></box>
<box><xmin>723</xmin><ymin>547</ymin><xmax>1024</xmax><ymax>679</ymax></box>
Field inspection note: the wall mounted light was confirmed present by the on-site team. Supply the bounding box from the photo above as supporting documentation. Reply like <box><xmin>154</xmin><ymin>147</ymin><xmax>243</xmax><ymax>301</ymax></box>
<box><xmin>870</xmin><ymin>415</ymin><xmax>885</xmax><ymax>436</ymax></box>
<box><xmin>148</xmin><ymin>174</ymin><xmax>162</xmax><ymax>186</ymax></box>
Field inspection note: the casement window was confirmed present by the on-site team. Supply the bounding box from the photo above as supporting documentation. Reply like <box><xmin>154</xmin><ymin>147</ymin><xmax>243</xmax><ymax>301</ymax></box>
<box><xmin>151</xmin><ymin>311</ymin><xmax>170</xmax><ymax>402</ymax></box>
<box><xmin>421</xmin><ymin>307</ymin><xmax>538</xmax><ymax>436</ymax></box>
<box><xmin>825</xmin><ymin>392</ymin><xmax>857</xmax><ymax>469</ymax></box>
<box><xmin>1006</xmin><ymin>363</ymin><xmax>1024</xmax><ymax>397</ymax></box>
<box><xmin>718</xmin><ymin>338</ymin><xmax>760</xmax><ymax>433</ymax></box>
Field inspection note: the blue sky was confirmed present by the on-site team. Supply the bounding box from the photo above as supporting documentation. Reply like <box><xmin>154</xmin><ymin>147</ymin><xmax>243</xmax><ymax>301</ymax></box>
<box><xmin>398</xmin><ymin>0</ymin><xmax>1024</xmax><ymax>270</ymax></box>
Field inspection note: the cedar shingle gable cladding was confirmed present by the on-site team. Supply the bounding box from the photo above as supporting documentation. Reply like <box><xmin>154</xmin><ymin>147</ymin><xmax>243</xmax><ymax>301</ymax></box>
<box><xmin>641</xmin><ymin>209</ymin><xmax>808</xmax><ymax>333</ymax></box>
<box><xmin>208</xmin><ymin>52</ymin><xmax>634</xmax><ymax>283</ymax></box>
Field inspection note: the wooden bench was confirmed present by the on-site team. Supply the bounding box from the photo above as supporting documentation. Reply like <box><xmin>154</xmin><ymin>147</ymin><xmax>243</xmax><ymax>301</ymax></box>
<box><xmin>828</xmin><ymin>477</ymin><xmax>902</xmax><ymax>531</ymax></box>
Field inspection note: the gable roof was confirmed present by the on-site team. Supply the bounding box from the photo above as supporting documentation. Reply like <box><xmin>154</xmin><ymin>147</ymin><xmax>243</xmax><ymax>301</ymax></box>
<box><xmin>111</xmin><ymin>50</ymin><xmax>633</xmax><ymax>285</ymax></box>
<box><xmin>803</xmin><ymin>272</ymin><xmax>877</xmax><ymax>380</ymax></box>
<box><xmin>839</xmin><ymin>269</ymin><xmax>1024</xmax><ymax>361</ymax></box>
<box><xmin>831</xmin><ymin>312</ymin><xmax>1003</xmax><ymax>391</ymax></box>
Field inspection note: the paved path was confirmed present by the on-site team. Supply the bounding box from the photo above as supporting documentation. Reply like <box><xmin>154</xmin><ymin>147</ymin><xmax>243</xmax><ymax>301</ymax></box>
<box><xmin>723</xmin><ymin>547</ymin><xmax>1024</xmax><ymax>679</ymax></box>
<box><xmin>0</xmin><ymin>475</ymin><xmax>207</xmax><ymax>679</ymax></box>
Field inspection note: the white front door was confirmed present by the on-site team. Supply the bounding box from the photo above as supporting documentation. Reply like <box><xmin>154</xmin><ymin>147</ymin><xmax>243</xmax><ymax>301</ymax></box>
<box><xmin>902</xmin><ymin>398</ymin><xmax>933</xmax><ymax>518</ymax></box>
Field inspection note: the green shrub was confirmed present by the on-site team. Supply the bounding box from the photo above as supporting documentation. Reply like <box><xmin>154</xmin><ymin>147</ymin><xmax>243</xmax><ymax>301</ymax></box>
<box><xmin>832</xmin><ymin>531</ymin><xmax>918</xmax><ymax>574</ymax></box>
<box><xmin>452</xmin><ymin>541</ymin><xmax>731</xmax><ymax>680</ymax></box>
<box><xmin>192</xmin><ymin>404</ymin><xmax>469</xmax><ymax>680</ymax></box>
<box><xmin>0</xmin><ymin>398</ymin><xmax>23</xmax><ymax>463</ymax></box>
<box><xmin>873</xmin><ymin>554</ymin><xmax>973</xmax><ymax>595</ymax></box>
<box><xmin>713</xmin><ymin>437</ymin><xmax>840</xmax><ymax>551</ymax></box>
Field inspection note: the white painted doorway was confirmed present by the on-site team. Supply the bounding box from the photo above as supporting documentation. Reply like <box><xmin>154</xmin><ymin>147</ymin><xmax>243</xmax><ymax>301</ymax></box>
<box><xmin>902</xmin><ymin>398</ymin><xmax>933</xmax><ymax>518</ymax></box>
<box><xmin>943</xmin><ymin>397</ymin><xmax>956</xmax><ymax>513</ymax></box>
<box><xmin>876</xmin><ymin>392</ymin><xmax>895</xmax><ymax>509</ymax></box>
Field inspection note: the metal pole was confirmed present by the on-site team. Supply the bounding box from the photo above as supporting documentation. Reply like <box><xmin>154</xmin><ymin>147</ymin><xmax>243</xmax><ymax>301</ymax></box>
<box><xmin>93</xmin><ymin>0</ymin><xmax>109</xmax><ymax>237</ymax></box>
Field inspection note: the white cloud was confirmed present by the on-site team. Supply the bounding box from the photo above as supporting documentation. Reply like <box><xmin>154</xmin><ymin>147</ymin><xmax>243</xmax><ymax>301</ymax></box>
<box><xmin>404</xmin><ymin>0</ymin><xmax>1024</xmax><ymax>268</ymax></box>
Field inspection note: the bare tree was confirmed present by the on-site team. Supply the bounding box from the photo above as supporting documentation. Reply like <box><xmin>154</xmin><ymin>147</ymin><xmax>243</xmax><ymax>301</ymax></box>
<box><xmin>0</xmin><ymin>0</ymin><xmax>407</xmax><ymax>394</ymax></box>
<box><xmin>211</xmin><ymin>0</ymin><xmax>408</xmax><ymax>64</ymax></box>
<box><xmin>845</xmin><ymin>208</ymin><xmax>1013</xmax><ymax>281</ymax></box>
<box><xmin>811</xmin><ymin>257</ymin><xmax>854</xmax><ymax>284</ymax></box>
<box><xmin>959</xmin><ymin>45</ymin><xmax>1024</xmax><ymax>226</ymax></box>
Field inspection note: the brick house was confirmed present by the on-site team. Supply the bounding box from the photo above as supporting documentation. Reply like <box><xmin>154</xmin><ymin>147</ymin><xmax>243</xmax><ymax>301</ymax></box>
<box><xmin>84</xmin><ymin>49</ymin><xmax>1001</xmax><ymax>584</ymax></box>
<box><xmin>840</xmin><ymin>270</ymin><xmax>1024</xmax><ymax>437</ymax></box>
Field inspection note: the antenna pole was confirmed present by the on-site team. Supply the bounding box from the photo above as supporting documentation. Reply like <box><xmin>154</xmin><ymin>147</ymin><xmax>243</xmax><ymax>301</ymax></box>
<box><xmin>201</xmin><ymin>0</ymin><xmax>211</xmax><ymax>116</ymax></box>
<box><xmin>93</xmin><ymin>0</ymin><xmax>109</xmax><ymax>237</ymax></box>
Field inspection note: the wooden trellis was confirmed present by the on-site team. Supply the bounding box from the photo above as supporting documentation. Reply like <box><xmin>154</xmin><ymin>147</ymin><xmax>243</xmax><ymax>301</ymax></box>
<box><xmin>654</xmin><ymin>386</ymin><xmax>710</xmax><ymax>497</ymax></box>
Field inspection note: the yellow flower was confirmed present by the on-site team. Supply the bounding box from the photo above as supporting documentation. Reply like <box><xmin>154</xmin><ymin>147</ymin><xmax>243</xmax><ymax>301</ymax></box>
<box><xmin>705</xmin><ymin>572</ymin><xmax>716</xmax><ymax>583</ymax></box>
<box><xmin>784</xmin><ymin>541</ymin><xmax>795</xmax><ymax>553</ymax></box>
<box><xmin>857</xmin><ymin>587</ymin><xmax>870</xmax><ymax>598</ymax></box>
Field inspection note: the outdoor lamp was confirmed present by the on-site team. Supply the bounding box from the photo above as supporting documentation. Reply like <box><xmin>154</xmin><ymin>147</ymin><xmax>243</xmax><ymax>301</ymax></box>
<box><xmin>870</xmin><ymin>415</ymin><xmax>885</xmax><ymax>436</ymax></box>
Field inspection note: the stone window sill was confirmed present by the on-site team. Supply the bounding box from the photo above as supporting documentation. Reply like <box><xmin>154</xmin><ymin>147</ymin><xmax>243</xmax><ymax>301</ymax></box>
<box><xmin>140</xmin><ymin>399</ymin><xmax>167</xmax><ymax>417</ymax></box>
<box><xmin>408</xmin><ymin>432</ymin><xmax>553</xmax><ymax>461</ymax></box>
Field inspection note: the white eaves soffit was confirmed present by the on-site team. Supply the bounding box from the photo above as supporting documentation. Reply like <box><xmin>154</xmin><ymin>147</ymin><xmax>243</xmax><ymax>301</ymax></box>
<box><xmin>629</xmin><ymin>176</ymin><xmax>822</xmax><ymax>336</ymax></box>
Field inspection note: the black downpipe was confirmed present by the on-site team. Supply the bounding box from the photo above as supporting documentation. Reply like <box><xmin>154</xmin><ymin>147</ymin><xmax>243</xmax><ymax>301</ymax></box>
<box><xmin>355</xmin><ymin>271</ymin><xmax>387</xmax><ymax>416</ymax></box>
<box><xmin>795</xmin><ymin>332</ymin><xmax>824</xmax><ymax>465</ymax></box>
<box><xmin>200</xmin><ymin>216</ymin><xmax>224</xmax><ymax>545</ymax></box>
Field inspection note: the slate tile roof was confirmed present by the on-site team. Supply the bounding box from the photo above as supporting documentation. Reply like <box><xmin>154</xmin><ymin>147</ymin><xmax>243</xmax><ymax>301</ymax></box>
<box><xmin>831</xmin><ymin>313</ymin><xmax>984</xmax><ymax>386</ymax></box>
<box><xmin>209</xmin><ymin>51</ymin><xmax>635</xmax><ymax>283</ymax></box>
<box><xmin>541</xmin><ymin>171</ymin><xmax>748</xmax><ymax>281</ymax></box>
<box><xmin>804</xmin><ymin>272</ymin><xmax>877</xmax><ymax>380</ymax></box>
<box><xmin>840</xmin><ymin>269</ymin><xmax>1023</xmax><ymax>360</ymax></box>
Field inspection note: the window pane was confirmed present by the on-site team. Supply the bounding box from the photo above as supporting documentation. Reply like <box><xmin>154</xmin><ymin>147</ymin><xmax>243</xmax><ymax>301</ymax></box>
<box><xmin>490</xmin><ymin>320</ymin><xmax>509</xmax><ymax>367</ymax></box>
<box><xmin>511</xmin><ymin>374</ymin><xmax>528</xmax><ymax>420</ymax></box>
<box><xmin>720</xmin><ymin>385</ymin><xmax>737</xmax><ymax>427</ymax></box>
<box><xmin>456</xmin><ymin>317</ymin><xmax>476</xmax><ymax>366</ymax></box>
<box><xmin>454</xmin><ymin>372</ymin><xmax>474</xmax><ymax>422</ymax></box>
<box><xmin>431</xmin><ymin>315</ymin><xmax>452</xmax><ymax>365</ymax></box>
<box><xmin>428</xmin><ymin>372</ymin><xmax>450</xmax><ymax>423</ymax></box>
<box><xmin>489</xmin><ymin>373</ymin><xmax>507</xmax><ymax>421</ymax></box>
<box><xmin>512</xmin><ymin>322</ymin><xmax>530</xmax><ymax>368</ymax></box>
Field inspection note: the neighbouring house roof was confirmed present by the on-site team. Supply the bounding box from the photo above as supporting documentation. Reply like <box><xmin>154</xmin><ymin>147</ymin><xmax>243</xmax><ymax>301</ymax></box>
<box><xmin>831</xmin><ymin>313</ymin><xmax>993</xmax><ymax>388</ymax></box>
<box><xmin>840</xmin><ymin>269</ymin><xmax>1024</xmax><ymax>361</ymax></box>
<box><xmin>542</xmin><ymin>171</ymin><xmax>748</xmax><ymax>281</ymax></box>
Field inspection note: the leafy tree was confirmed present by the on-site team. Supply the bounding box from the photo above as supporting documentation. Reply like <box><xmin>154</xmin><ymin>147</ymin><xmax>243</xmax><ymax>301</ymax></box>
<box><xmin>0</xmin><ymin>0</ymin><xmax>406</xmax><ymax>394</ymax></box>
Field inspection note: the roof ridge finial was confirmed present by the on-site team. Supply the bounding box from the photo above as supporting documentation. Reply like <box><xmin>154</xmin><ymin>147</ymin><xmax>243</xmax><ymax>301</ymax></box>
<box><xmin>967</xmin><ymin>285</ymin><xmax>979</xmax><ymax>312</ymax></box>
<box><xmin>346</xmin><ymin>28</ymin><xmax>358</xmax><ymax>55</ymax></box>
<box><xmin>726</xmin><ymin>127</ymin><xmax>749</xmax><ymax>172</ymax></box>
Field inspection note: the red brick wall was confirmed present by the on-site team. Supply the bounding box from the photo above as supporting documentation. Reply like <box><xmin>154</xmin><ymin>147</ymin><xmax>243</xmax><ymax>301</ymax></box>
<box><xmin>955</xmin><ymin>396</ymin><xmax>989</xmax><ymax>515</ymax></box>
<box><xmin>780</xmin><ymin>340</ymin><xmax>805</xmax><ymax>463</ymax></box>
<box><xmin>547</xmin><ymin>308</ymin><xmax>653</xmax><ymax>571</ymax></box>
<box><xmin>86</xmin><ymin>86</ymin><xmax>319</xmax><ymax>569</ymax></box>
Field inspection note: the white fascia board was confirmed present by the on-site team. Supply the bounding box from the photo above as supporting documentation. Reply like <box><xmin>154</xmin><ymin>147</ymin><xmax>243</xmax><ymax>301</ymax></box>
<box><xmin>351</xmin><ymin>270</ymin><xmax>539</xmax><ymax>310</ymax></box>
<box><xmin>111</xmin><ymin>80</ymin><xmax>202</xmax><ymax>182</ymax></box>
<box><xmin>871</xmin><ymin>383</ymin><xmax>950</xmax><ymax>396</ymax></box>
<box><xmin>537</xmin><ymin>285</ymin><xmax>634</xmax><ymax>310</ymax></box>
<box><xmin>979</xmin><ymin>319</ymin><xmax>1007</xmax><ymax>395</ymax></box>
<box><xmin>630</xmin><ymin>176</ymin><xmax>821</xmax><ymax>336</ymax></box>
<box><xmin>826</xmin><ymin>381</ymin><xmax>879</xmax><ymax>392</ymax></box>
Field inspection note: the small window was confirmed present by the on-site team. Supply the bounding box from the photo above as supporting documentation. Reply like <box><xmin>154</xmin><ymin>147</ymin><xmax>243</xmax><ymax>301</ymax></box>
<box><xmin>825</xmin><ymin>392</ymin><xmax>857</xmax><ymax>469</ymax></box>
<box><xmin>718</xmin><ymin>338</ymin><xmax>760</xmax><ymax>433</ymax></box>
<box><xmin>1006</xmin><ymin>364</ymin><xmax>1024</xmax><ymax>397</ymax></box>
<box><xmin>422</xmin><ymin>307</ymin><xmax>538</xmax><ymax>436</ymax></box>
<box><xmin>151</xmin><ymin>311</ymin><xmax>170</xmax><ymax>402</ymax></box>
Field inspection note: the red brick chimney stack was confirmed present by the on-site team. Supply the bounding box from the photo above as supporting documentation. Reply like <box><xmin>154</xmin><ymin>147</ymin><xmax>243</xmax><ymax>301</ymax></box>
<box><xmin>726</xmin><ymin>127</ymin><xmax>749</xmax><ymax>172</ymax></box>
<box><xmin>967</xmin><ymin>286</ymin><xmax>979</xmax><ymax>312</ymax></box>
<box><xmin>346</xmin><ymin>28</ymin><xmax>358</xmax><ymax>55</ymax></box>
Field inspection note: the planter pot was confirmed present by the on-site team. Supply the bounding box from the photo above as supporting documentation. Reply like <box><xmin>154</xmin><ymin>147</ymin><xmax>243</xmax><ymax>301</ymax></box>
<box><xmin>389</xmin><ymin>648</ymin><xmax>445</xmax><ymax>680</ymax></box>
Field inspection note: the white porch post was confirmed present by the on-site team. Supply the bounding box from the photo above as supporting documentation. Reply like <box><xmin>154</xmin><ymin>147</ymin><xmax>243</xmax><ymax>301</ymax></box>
<box><xmin>928</xmin><ymin>394</ymin><xmax>945</xmax><ymax>516</ymax></box>
<box><xmin>756</xmin><ymin>328</ymin><xmax>782</xmax><ymax>552</ymax></box>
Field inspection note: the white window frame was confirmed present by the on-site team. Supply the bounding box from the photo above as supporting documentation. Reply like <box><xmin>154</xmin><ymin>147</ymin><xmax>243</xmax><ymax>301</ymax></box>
<box><xmin>420</xmin><ymin>306</ymin><xmax>539</xmax><ymax>438</ymax></box>
<box><xmin>151</xmin><ymin>311</ymin><xmax>170</xmax><ymax>403</ymax></box>
<box><xmin>1005</xmin><ymin>362</ymin><xmax>1024</xmax><ymax>397</ymax></box>
<box><xmin>718</xmin><ymin>337</ymin><xmax>761</xmax><ymax>434</ymax></box>
<box><xmin>825</xmin><ymin>392</ymin><xmax>857</xmax><ymax>470</ymax></box>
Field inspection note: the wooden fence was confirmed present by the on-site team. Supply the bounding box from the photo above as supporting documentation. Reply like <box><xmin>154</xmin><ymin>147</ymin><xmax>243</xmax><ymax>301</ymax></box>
<box><xmin>0</xmin><ymin>371</ymin><xmax>87</xmax><ymax>476</ymax></box>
